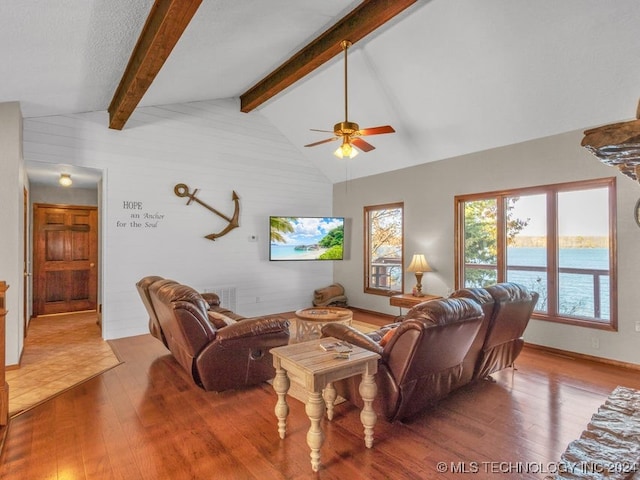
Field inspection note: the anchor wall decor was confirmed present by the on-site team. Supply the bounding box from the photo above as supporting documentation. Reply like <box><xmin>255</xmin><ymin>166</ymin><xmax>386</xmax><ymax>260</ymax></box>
<box><xmin>174</xmin><ymin>183</ymin><xmax>240</xmax><ymax>241</ymax></box>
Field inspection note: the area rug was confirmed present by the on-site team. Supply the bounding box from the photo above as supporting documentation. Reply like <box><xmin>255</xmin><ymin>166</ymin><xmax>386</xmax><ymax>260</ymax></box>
<box><xmin>554</xmin><ymin>386</ymin><xmax>640</xmax><ymax>479</ymax></box>
<box><xmin>6</xmin><ymin>311</ymin><xmax>122</xmax><ymax>417</ymax></box>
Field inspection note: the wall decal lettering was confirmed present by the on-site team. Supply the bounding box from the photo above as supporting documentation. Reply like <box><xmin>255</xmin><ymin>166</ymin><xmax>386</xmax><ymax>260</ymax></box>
<box><xmin>116</xmin><ymin>200</ymin><xmax>165</xmax><ymax>229</ymax></box>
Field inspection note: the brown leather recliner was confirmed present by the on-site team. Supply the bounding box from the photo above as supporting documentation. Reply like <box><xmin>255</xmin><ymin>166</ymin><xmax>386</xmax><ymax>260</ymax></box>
<box><xmin>451</xmin><ymin>287</ymin><xmax>495</xmax><ymax>386</ymax></box>
<box><xmin>147</xmin><ymin>279</ymin><xmax>290</xmax><ymax>392</ymax></box>
<box><xmin>137</xmin><ymin>275</ymin><xmax>169</xmax><ymax>346</ymax></box>
<box><xmin>322</xmin><ymin>297</ymin><xmax>484</xmax><ymax>422</ymax></box>
<box><xmin>136</xmin><ymin>275</ymin><xmax>226</xmax><ymax>348</ymax></box>
<box><xmin>451</xmin><ymin>282</ymin><xmax>539</xmax><ymax>380</ymax></box>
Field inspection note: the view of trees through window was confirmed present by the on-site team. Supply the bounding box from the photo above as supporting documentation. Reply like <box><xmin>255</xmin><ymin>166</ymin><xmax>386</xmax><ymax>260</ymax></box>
<box><xmin>457</xmin><ymin>178</ymin><xmax>616</xmax><ymax>329</ymax></box>
<box><xmin>365</xmin><ymin>203</ymin><xmax>403</xmax><ymax>295</ymax></box>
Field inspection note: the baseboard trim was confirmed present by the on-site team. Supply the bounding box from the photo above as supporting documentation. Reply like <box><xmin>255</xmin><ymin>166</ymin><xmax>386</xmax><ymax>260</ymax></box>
<box><xmin>524</xmin><ymin>342</ymin><xmax>640</xmax><ymax>371</ymax></box>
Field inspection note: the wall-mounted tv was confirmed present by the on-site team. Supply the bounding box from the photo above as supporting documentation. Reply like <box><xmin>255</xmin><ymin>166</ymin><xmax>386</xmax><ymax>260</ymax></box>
<box><xmin>269</xmin><ymin>216</ymin><xmax>344</xmax><ymax>261</ymax></box>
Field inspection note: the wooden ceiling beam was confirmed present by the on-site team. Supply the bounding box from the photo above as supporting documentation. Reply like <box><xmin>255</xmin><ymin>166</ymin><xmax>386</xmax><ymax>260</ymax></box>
<box><xmin>239</xmin><ymin>0</ymin><xmax>417</xmax><ymax>113</ymax></box>
<box><xmin>108</xmin><ymin>0</ymin><xmax>202</xmax><ymax>130</ymax></box>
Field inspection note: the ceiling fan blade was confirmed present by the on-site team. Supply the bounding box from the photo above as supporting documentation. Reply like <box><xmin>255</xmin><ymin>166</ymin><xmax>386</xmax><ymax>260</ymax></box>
<box><xmin>310</xmin><ymin>128</ymin><xmax>335</xmax><ymax>133</ymax></box>
<box><xmin>352</xmin><ymin>137</ymin><xmax>376</xmax><ymax>152</ymax></box>
<box><xmin>304</xmin><ymin>137</ymin><xmax>339</xmax><ymax>147</ymax></box>
<box><xmin>358</xmin><ymin>125</ymin><xmax>396</xmax><ymax>136</ymax></box>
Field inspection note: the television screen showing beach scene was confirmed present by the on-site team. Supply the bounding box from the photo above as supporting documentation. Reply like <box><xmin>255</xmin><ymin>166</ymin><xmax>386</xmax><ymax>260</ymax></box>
<box><xmin>269</xmin><ymin>216</ymin><xmax>344</xmax><ymax>261</ymax></box>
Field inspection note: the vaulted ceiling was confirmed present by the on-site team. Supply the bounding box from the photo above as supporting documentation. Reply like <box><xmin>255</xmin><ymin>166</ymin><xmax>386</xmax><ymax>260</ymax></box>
<box><xmin>3</xmin><ymin>0</ymin><xmax>640</xmax><ymax>185</ymax></box>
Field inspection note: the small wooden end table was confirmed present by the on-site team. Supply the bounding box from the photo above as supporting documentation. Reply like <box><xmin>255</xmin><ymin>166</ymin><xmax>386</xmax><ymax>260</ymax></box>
<box><xmin>271</xmin><ymin>337</ymin><xmax>380</xmax><ymax>472</ymax></box>
<box><xmin>294</xmin><ymin>306</ymin><xmax>353</xmax><ymax>341</ymax></box>
<box><xmin>389</xmin><ymin>293</ymin><xmax>441</xmax><ymax>313</ymax></box>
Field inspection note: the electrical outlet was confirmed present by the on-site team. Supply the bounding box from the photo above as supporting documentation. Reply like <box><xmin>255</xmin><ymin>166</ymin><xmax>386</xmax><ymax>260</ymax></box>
<box><xmin>591</xmin><ymin>337</ymin><xmax>600</xmax><ymax>349</ymax></box>
<box><xmin>256</xmin><ymin>296</ymin><xmax>260</xmax><ymax>303</ymax></box>
<box><xmin>635</xmin><ymin>321</ymin><xmax>640</xmax><ymax>333</ymax></box>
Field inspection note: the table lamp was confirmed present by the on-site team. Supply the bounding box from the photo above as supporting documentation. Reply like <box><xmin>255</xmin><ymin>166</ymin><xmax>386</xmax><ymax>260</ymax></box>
<box><xmin>407</xmin><ymin>254</ymin><xmax>432</xmax><ymax>297</ymax></box>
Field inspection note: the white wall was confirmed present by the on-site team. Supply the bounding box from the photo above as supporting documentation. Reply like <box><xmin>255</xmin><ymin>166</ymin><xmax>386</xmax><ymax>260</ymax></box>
<box><xmin>333</xmin><ymin>129</ymin><xmax>640</xmax><ymax>365</ymax></box>
<box><xmin>0</xmin><ymin>102</ymin><xmax>25</xmax><ymax>365</ymax></box>
<box><xmin>29</xmin><ymin>185</ymin><xmax>97</xmax><ymax>206</ymax></box>
<box><xmin>22</xmin><ymin>99</ymin><xmax>335</xmax><ymax>340</ymax></box>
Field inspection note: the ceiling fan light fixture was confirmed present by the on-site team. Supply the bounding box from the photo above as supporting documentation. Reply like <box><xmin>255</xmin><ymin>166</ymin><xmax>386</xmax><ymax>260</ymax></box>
<box><xmin>334</xmin><ymin>140</ymin><xmax>358</xmax><ymax>159</ymax></box>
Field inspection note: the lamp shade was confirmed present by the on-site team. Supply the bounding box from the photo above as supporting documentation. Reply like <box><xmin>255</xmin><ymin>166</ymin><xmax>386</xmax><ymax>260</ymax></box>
<box><xmin>407</xmin><ymin>254</ymin><xmax>432</xmax><ymax>273</ymax></box>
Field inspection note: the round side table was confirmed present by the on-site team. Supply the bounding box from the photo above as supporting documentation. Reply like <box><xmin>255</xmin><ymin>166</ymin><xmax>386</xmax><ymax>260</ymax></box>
<box><xmin>294</xmin><ymin>307</ymin><xmax>353</xmax><ymax>341</ymax></box>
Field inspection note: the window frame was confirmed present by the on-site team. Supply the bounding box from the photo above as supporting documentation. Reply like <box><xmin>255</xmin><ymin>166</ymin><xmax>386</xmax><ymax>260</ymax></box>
<box><xmin>364</xmin><ymin>202</ymin><xmax>404</xmax><ymax>296</ymax></box>
<box><xmin>454</xmin><ymin>177</ymin><xmax>617</xmax><ymax>331</ymax></box>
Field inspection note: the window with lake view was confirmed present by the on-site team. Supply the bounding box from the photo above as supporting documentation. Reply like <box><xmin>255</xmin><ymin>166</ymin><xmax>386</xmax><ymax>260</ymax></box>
<box><xmin>455</xmin><ymin>178</ymin><xmax>617</xmax><ymax>330</ymax></box>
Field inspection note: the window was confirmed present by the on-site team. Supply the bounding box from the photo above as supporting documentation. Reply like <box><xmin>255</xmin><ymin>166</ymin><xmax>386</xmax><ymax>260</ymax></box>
<box><xmin>365</xmin><ymin>203</ymin><xmax>403</xmax><ymax>295</ymax></box>
<box><xmin>455</xmin><ymin>178</ymin><xmax>617</xmax><ymax>330</ymax></box>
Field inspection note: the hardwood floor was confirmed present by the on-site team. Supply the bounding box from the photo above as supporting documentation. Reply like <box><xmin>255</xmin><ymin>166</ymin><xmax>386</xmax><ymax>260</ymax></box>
<box><xmin>1</xmin><ymin>310</ymin><xmax>638</xmax><ymax>479</ymax></box>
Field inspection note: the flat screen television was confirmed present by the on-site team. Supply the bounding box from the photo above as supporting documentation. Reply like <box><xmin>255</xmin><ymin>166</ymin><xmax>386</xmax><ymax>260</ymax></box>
<box><xmin>269</xmin><ymin>216</ymin><xmax>344</xmax><ymax>261</ymax></box>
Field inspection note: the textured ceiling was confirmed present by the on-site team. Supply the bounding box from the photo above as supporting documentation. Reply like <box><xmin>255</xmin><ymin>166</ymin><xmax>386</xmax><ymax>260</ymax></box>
<box><xmin>3</xmin><ymin>0</ymin><xmax>640</xmax><ymax>186</ymax></box>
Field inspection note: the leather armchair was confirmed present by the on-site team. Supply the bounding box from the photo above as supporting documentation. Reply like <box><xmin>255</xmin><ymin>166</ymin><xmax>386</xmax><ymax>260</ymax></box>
<box><xmin>146</xmin><ymin>279</ymin><xmax>290</xmax><ymax>392</ymax></box>
<box><xmin>136</xmin><ymin>275</ymin><xmax>225</xmax><ymax>348</ymax></box>
<box><xmin>136</xmin><ymin>275</ymin><xmax>173</xmax><ymax>347</ymax></box>
<box><xmin>322</xmin><ymin>297</ymin><xmax>484</xmax><ymax>422</ymax></box>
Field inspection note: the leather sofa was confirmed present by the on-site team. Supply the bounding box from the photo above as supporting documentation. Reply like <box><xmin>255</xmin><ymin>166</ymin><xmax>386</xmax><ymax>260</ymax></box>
<box><xmin>451</xmin><ymin>282</ymin><xmax>539</xmax><ymax>381</ymax></box>
<box><xmin>321</xmin><ymin>282</ymin><xmax>538</xmax><ymax>422</ymax></box>
<box><xmin>323</xmin><ymin>297</ymin><xmax>484</xmax><ymax>422</ymax></box>
<box><xmin>137</xmin><ymin>276</ymin><xmax>291</xmax><ymax>392</ymax></box>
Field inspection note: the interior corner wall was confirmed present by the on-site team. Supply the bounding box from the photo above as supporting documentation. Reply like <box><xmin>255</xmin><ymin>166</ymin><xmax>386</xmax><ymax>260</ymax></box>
<box><xmin>22</xmin><ymin>99</ymin><xmax>334</xmax><ymax>340</ymax></box>
<box><xmin>0</xmin><ymin>102</ymin><xmax>25</xmax><ymax>366</ymax></box>
<box><xmin>333</xmin><ymin>129</ymin><xmax>640</xmax><ymax>365</ymax></box>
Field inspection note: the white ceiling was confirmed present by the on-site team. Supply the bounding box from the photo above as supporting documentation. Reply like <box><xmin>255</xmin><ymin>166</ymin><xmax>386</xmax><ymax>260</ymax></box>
<box><xmin>3</xmin><ymin>0</ymin><xmax>640</xmax><ymax>186</ymax></box>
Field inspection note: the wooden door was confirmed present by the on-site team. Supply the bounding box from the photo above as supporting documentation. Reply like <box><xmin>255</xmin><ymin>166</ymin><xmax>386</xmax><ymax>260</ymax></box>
<box><xmin>33</xmin><ymin>204</ymin><xmax>98</xmax><ymax>316</ymax></box>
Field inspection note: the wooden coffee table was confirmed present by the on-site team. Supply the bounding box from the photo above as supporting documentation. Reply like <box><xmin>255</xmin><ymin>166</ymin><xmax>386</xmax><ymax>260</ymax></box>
<box><xmin>293</xmin><ymin>306</ymin><xmax>353</xmax><ymax>341</ymax></box>
<box><xmin>271</xmin><ymin>337</ymin><xmax>380</xmax><ymax>472</ymax></box>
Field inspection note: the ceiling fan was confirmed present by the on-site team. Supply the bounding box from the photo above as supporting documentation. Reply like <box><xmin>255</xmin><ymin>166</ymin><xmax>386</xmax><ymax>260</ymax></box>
<box><xmin>304</xmin><ymin>40</ymin><xmax>395</xmax><ymax>159</ymax></box>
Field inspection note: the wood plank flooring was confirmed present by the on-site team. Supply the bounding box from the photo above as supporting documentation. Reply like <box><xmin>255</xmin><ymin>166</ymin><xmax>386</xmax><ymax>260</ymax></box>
<box><xmin>1</xmin><ymin>309</ymin><xmax>639</xmax><ymax>479</ymax></box>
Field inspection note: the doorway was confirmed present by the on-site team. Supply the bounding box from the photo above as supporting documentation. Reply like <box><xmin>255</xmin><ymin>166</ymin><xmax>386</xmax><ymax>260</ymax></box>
<box><xmin>32</xmin><ymin>204</ymin><xmax>98</xmax><ymax>316</ymax></box>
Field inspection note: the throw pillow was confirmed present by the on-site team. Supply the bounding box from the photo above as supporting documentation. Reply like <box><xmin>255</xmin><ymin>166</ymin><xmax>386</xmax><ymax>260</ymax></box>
<box><xmin>379</xmin><ymin>327</ymin><xmax>397</xmax><ymax>347</ymax></box>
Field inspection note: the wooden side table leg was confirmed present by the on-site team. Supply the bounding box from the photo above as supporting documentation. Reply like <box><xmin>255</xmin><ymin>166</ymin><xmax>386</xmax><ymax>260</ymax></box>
<box><xmin>323</xmin><ymin>382</ymin><xmax>337</xmax><ymax>420</ymax></box>
<box><xmin>273</xmin><ymin>366</ymin><xmax>290</xmax><ymax>439</ymax></box>
<box><xmin>359</xmin><ymin>373</ymin><xmax>377</xmax><ymax>448</ymax></box>
<box><xmin>306</xmin><ymin>391</ymin><xmax>325</xmax><ymax>472</ymax></box>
